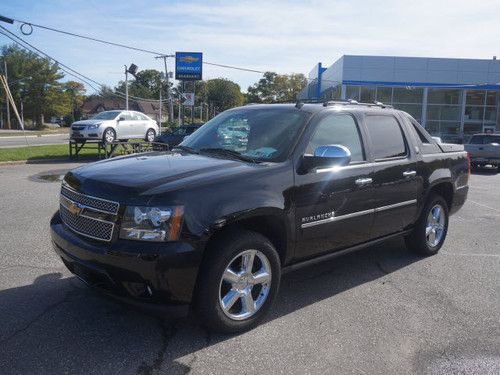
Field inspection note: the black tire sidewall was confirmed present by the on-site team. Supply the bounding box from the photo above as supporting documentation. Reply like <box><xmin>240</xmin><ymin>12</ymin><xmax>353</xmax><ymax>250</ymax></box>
<box><xmin>103</xmin><ymin>128</ymin><xmax>116</xmax><ymax>144</ymax></box>
<box><xmin>409</xmin><ymin>194</ymin><xmax>449</xmax><ymax>255</ymax></box>
<box><xmin>146</xmin><ymin>129</ymin><xmax>156</xmax><ymax>142</ymax></box>
<box><xmin>196</xmin><ymin>230</ymin><xmax>281</xmax><ymax>333</ymax></box>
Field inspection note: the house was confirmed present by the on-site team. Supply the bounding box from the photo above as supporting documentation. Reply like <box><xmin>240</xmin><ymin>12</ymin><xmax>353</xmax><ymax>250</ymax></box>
<box><xmin>81</xmin><ymin>97</ymin><xmax>167</xmax><ymax>123</ymax></box>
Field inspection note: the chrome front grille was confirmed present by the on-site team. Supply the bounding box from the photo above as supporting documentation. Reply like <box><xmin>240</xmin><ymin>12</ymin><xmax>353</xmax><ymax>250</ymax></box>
<box><xmin>61</xmin><ymin>184</ymin><xmax>119</xmax><ymax>214</ymax></box>
<box><xmin>59</xmin><ymin>183</ymin><xmax>119</xmax><ymax>242</ymax></box>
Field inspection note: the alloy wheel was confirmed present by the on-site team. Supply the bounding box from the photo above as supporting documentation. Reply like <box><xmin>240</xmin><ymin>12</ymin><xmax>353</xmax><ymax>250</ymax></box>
<box><xmin>426</xmin><ymin>204</ymin><xmax>445</xmax><ymax>247</ymax></box>
<box><xmin>218</xmin><ymin>249</ymin><xmax>272</xmax><ymax>321</ymax></box>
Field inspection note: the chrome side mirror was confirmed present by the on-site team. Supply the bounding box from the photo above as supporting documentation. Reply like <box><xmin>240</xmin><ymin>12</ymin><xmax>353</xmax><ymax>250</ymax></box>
<box><xmin>302</xmin><ymin>144</ymin><xmax>351</xmax><ymax>172</ymax></box>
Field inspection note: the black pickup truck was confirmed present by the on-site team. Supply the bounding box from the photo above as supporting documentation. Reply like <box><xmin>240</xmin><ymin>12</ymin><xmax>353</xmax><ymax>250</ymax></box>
<box><xmin>50</xmin><ymin>102</ymin><xmax>469</xmax><ymax>333</ymax></box>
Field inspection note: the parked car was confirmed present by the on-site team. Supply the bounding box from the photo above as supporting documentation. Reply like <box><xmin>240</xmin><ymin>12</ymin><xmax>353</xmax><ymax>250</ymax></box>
<box><xmin>70</xmin><ymin>110</ymin><xmax>159</xmax><ymax>143</ymax></box>
<box><xmin>465</xmin><ymin>133</ymin><xmax>500</xmax><ymax>170</ymax></box>
<box><xmin>50</xmin><ymin>102</ymin><xmax>469</xmax><ymax>333</ymax></box>
<box><xmin>155</xmin><ymin>125</ymin><xmax>201</xmax><ymax>148</ymax></box>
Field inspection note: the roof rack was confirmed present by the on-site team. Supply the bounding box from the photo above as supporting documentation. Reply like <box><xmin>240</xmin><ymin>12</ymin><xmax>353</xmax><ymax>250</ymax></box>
<box><xmin>322</xmin><ymin>100</ymin><xmax>393</xmax><ymax>109</ymax></box>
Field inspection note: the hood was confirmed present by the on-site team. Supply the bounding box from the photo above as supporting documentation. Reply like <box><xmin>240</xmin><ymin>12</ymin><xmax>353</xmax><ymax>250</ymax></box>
<box><xmin>72</xmin><ymin>119</ymin><xmax>108</xmax><ymax>127</ymax></box>
<box><xmin>64</xmin><ymin>151</ymin><xmax>258</xmax><ymax>201</ymax></box>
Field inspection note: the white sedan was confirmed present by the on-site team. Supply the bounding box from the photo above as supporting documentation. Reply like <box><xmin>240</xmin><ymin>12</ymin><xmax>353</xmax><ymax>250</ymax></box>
<box><xmin>70</xmin><ymin>110</ymin><xmax>159</xmax><ymax>143</ymax></box>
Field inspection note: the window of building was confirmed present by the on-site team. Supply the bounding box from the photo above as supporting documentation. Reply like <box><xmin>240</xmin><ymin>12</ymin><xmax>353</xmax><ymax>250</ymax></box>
<box><xmin>427</xmin><ymin>105</ymin><xmax>461</xmax><ymax>121</ymax></box>
<box><xmin>466</xmin><ymin>90</ymin><xmax>485</xmax><ymax>105</ymax></box>
<box><xmin>365</xmin><ymin>115</ymin><xmax>407</xmax><ymax>160</ymax></box>
<box><xmin>376</xmin><ymin>87</ymin><xmax>392</xmax><ymax>103</ymax></box>
<box><xmin>393</xmin><ymin>87</ymin><xmax>423</xmax><ymax>104</ymax></box>
<box><xmin>346</xmin><ymin>86</ymin><xmax>360</xmax><ymax>100</ymax></box>
<box><xmin>360</xmin><ymin>86</ymin><xmax>376</xmax><ymax>103</ymax></box>
<box><xmin>428</xmin><ymin>89</ymin><xmax>461</xmax><ymax>105</ymax></box>
<box><xmin>395</xmin><ymin>104</ymin><xmax>422</xmax><ymax>122</ymax></box>
<box><xmin>307</xmin><ymin>114</ymin><xmax>365</xmax><ymax>163</ymax></box>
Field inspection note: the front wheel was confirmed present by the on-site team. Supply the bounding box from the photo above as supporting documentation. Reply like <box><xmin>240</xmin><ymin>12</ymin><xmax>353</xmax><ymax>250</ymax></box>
<box><xmin>145</xmin><ymin>128</ymin><xmax>156</xmax><ymax>142</ymax></box>
<box><xmin>102</xmin><ymin>128</ymin><xmax>116</xmax><ymax>144</ymax></box>
<box><xmin>405</xmin><ymin>193</ymin><xmax>449</xmax><ymax>256</ymax></box>
<box><xmin>195</xmin><ymin>230</ymin><xmax>281</xmax><ymax>333</ymax></box>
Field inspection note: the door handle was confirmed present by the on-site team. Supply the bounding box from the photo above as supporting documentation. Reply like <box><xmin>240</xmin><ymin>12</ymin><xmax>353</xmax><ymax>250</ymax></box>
<box><xmin>355</xmin><ymin>177</ymin><xmax>373</xmax><ymax>186</ymax></box>
<box><xmin>403</xmin><ymin>170</ymin><xmax>417</xmax><ymax>177</ymax></box>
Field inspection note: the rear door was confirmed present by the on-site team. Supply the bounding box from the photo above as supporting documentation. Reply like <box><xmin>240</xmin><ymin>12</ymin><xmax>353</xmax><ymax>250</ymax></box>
<box><xmin>294</xmin><ymin>112</ymin><xmax>376</xmax><ymax>260</ymax></box>
<box><xmin>131</xmin><ymin>112</ymin><xmax>147</xmax><ymax>138</ymax></box>
<box><xmin>364</xmin><ymin>113</ymin><xmax>418</xmax><ymax>237</ymax></box>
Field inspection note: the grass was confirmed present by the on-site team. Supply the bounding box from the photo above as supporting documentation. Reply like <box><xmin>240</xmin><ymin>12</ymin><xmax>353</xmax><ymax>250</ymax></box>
<box><xmin>0</xmin><ymin>144</ymin><xmax>97</xmax><ymax>162</ymax></box>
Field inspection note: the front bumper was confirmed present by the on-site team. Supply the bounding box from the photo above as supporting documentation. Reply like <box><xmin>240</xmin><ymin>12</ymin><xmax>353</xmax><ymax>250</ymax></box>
<box><xmin>470</xmin><ymin>157</ymin><xmax>500</xmax><ymax>166</ymax></box>
<box><xmin>70</xmin><ymin>128</ymin><xmax>102</xmax><ymax>140</ymax></box>
<box><xmin>50</xmin><ymin>211</ymin><xmax>203</xmax><ymax>315</ymax></box>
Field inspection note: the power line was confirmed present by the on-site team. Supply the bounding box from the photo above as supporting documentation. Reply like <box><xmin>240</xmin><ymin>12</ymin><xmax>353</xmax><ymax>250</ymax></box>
<box><xmin>0</xmin><ymin>25</ymin><xmax>165</xmax><ymax>103</ymax></box>
<box><xmin>3</xmin><ymin>16</ymin><xmax>267</xmax><ymax>74</ymax></box>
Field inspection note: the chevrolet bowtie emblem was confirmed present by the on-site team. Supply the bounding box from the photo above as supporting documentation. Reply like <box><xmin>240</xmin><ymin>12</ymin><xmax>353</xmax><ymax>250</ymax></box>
<box><xmin>68</xmin><ymin>201</ymin><xmax>84</xmax><ymax>215</ymax></box>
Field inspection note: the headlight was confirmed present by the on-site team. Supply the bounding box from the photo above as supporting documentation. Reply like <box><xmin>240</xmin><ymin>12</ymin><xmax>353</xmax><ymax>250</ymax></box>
<box><xmin>88</xmin><ymin>123</ymin><xmax>102</xmax><ymax>129</ymax></box>
<box><xmin>119</xmin><ymin>205</ymin><xmax>184</xmax><ymax>242</ymax></box>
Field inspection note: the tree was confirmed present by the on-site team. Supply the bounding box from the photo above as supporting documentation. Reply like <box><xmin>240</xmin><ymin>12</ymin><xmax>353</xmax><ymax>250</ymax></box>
<box><xmin>115</xmin><ymin>69</ymin><xmax>164</xmax><ymax>99</ymax></box>
<box><xmin>205</xmin><ymin>78</ymin><xmax>244</xmax><ymax>112</ymax></box>
<box><xmin>1</xmin><ymin>44</ymin><xmax>68</xmax><ymax>128</ymax></box>
<box><xmin>64</xmin><ymin>81</ymin><xmax>86</xmax><ymax>120</ymax></box>
<box><xmin>246</xmin><ymin>72</ymin><xmax>307</xmax><ymax>103</ymax></box>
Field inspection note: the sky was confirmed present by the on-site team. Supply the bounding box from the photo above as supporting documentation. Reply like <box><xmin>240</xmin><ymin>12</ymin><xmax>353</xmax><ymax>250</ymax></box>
<box><xmin>1</xmin><ymin>0</ymin><xmax>499</xmax><ymax>94</ymax></box>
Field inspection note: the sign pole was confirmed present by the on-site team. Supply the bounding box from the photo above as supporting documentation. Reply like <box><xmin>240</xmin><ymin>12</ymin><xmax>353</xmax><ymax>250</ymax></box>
<box><xmin>191</xmin><ymin>81</ymin><xmax>195</xmax><ymax>124</ymax></box>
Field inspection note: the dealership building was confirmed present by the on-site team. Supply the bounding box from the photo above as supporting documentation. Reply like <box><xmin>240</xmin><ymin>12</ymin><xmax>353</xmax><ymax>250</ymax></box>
<box><xmin>299</xmin><ymin>55</ymin><xmax>500</xmax><ymax>142</ymax></box>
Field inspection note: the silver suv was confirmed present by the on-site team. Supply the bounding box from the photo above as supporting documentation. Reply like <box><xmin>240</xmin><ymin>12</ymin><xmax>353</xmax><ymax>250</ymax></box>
<box><xmin>70</xmin><ymin>110</ymin><xmax>159</xmax><ymax>143</ymax></box>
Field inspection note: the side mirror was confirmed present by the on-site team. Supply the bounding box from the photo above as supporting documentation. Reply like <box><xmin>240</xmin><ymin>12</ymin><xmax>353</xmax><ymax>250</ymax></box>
<box><xmin>301</xmin><ymin>145</ymin><xmax>351</xmax><ymax>172</ymax></box>
<box><xmin>118</xmin><ymin>116</ymin><xmax>125</xmax><ymax>122</ymax></box>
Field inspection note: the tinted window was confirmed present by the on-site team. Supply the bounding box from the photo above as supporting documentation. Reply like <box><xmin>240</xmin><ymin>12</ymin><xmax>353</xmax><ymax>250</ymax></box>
<box><xmin>407</xmin><ymin>115</ymin><xmax>431</xmax><ymax>144</ymax></box>
<box><xmin>307</xmin><ymin>114</ymin><xmax>364</xmax><ymax>162</ymax></box>
<box><xmin>172</xmin><ymin>127</ymin><xmax>188</xmax><ymax>135</ymax></box>
<box><xmin>181</xmin><ymin>108</ymin><xmax>310</xmax><ymax>162</ymax></box>
<box><xmin>137</xmin><ymin>113</ymin><xmax>149</xmax><ymax>121</ymax></box>
<box><xmin>91</xmin><ymin>111</ymin><xmax>121</xmax><ymax>120</ymax></box>
<box><xmin>365</xmin><ymin>115</ymin><xmax>407</xmax><ymax>160</ymax></box>
<box><xmin>468</xmin><ymin>135</ymin><xmax>484</xmax><ymax>144</ymax></box>
<box><xmin>120</xmin><ymin>112</ymin><xmax>133</xmax><ymax>121</ymax></box>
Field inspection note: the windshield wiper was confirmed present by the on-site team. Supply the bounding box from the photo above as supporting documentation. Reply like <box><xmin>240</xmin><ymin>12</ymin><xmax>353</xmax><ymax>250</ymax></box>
<box><xmin>173</xmin><ymin>145</ymin><xmax>199</xmax><ymax>154</ymax></box>
<box><xmin>199</xmin><ymin>148</ymin><xmax>258</xmax><ymax>163</ymax></box>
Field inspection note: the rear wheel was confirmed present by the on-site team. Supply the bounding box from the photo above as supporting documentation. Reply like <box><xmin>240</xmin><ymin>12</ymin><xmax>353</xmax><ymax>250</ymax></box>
<box><xmin>145</xmin><ymin>128</ymin><xmax>156</xmax><ymax>142</ymax></box>
<box><xmin>405</xmin><ymin>193</ymin><xmax>449</xmax><ymax>256</ymax></box>
<box><xmin>195</xmin><ymin>230</ymin><xmax>281</xmax><ymax>333</ymax></box>
<box><xmin>102</xmin><ymin>128</ymin><xmax>116</xmax><ymax>144</ymax></box>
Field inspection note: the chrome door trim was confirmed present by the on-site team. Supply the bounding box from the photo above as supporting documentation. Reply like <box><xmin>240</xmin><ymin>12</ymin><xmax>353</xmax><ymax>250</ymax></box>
<box><xmin>373</xmin><ymin>199</ymin><xmax>417</xmax><ymax>213</ymax></box>
<box><xmin>300</xmin><ymin>200</ymin><xmax>417</xmax><ymax>229</ymax></box>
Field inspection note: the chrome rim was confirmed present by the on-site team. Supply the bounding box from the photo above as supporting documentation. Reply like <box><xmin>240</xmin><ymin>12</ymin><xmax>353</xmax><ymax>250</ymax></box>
<box><xmin>426</xmin><ymin>204</ymin><xmax>446</xmax><ymax>247</ymax></box>
<box><xmin>147</xmin><ymin>130</ymin><xmax>155</xmax><ymax>142</ymax></box>
<box><xmin>218</xmin><ymin>249</ymin><xmax>272</xmax><ymax>321</ymax></box>
<box><xmin>105</xmin><ymin>130</ymin><xmax>115</xmax><ymax>143</ymax></box>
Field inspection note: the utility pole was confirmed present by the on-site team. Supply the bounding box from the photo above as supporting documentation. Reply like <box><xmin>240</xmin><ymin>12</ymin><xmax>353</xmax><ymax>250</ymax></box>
<box><xmin>4</xmin><ymin>59</ymin><xmax>10</xmax><ymax>129</ymax></box>
<box><xmin>155</xmin><ymin>55</ymin><xmax>174</xmax><ymax>123</ymax></box>
<box><xmin>124</xmin><ymin>64</ymin><xmax>129</xmax><ymax>111</ymax></box>
<box><xmin>159</xmin><ymin>87</ymin><xmax>162</xmax><ymax>134</ymax></box>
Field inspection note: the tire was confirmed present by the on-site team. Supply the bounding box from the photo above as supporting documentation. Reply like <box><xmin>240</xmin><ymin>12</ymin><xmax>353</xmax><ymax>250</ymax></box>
<box><xmin>405</xmin><ymin>193</ymin><xmax>449</xmax><ymax>256</ymax></box>
<box><xmin>145</xmin><ymin>128</ymin><xmax>156</xmax><ymax>142</ymax></box>
<box><xmin>195</xmin><ymin>230</ymin><xmax>281</xmax><ymax>334</ymax></box>
<box><xmin>102</xmin><ymin>128</ymin><xmax>116</xmax><ymax>144</ymax></box>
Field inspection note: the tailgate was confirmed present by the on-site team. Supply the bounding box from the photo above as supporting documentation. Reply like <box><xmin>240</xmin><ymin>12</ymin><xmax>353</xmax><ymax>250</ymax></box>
<box><xmin>438</xmin><ymin>143</ymin><xmax>465</xmax><ymax>153</ymax></box>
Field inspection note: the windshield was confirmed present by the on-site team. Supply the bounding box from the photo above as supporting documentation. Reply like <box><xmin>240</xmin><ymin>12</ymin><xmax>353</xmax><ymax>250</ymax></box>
<box><xmin>91</xmin><ymin>111</ymin><xmax>121</xmax><ymax>120</ymax></box>
<box><xmin>179</xmin><ymin>107</ymin><xmax>310</xmax><ymax>162</ymax></box>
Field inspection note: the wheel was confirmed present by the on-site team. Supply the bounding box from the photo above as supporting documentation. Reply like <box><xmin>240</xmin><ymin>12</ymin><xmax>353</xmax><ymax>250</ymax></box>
<box><xmin>405</xmin><ymin>193</ymin><xmax>449</xmax><ymax>256</ymax></box>
<box><xmin>195</xmin><ymin>230</ymin><xmax>281</xmax><ymax>333</ymax></box>
<box><xmin>102</xmin><ymin>128</ymin><xmax>116</xmax><ymax>144</ymax></box>
<box><xmin>145</xmin><ymin>128</ymin><xmax>156</xmax><ymax>142</ymax></box>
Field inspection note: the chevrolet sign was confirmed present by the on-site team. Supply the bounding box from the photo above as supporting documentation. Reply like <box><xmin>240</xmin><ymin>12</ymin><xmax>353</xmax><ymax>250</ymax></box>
<box><xmin>175</xmin><ymin>52</ymin><xmax>203</xmax><ymax>80</ymax></box>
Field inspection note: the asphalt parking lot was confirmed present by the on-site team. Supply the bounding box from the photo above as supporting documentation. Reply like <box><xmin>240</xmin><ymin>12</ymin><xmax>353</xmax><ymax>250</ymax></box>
<box><xmin>0</xmin><ymin>162</ymin><xmax>498</xmax><ymax>375</ymax></box>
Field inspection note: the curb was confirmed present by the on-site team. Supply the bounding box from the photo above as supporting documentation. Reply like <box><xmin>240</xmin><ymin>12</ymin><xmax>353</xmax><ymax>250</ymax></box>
<box><xmin>0</xmin><ymin>158</ymin><xmax>88</xmax><ymax>166</ymax></box>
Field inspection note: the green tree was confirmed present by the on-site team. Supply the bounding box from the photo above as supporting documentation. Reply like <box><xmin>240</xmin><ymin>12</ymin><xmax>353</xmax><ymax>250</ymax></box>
<box><xmin>115</xmin><ymin>69</ymin><xmax>165</xmax><ymax>99</ymax></box>
<box><xmin>64</xmin><ymin>81</ymin><xmax>86</xmax><ymax>120</ymax></box>
<box><xmin>205</xmin><ymin>78</ymin><xmax>244</xmax><ymax>112</ymax></box>
<box><xmin>1</xmin><ymin>44</ymin><xmax>67</xmax><ymax>128</ymax></box>
<box><xmin>246</xmin><ymin>71</ymin><xmax>307</xmax><ymax>103</ymax></box>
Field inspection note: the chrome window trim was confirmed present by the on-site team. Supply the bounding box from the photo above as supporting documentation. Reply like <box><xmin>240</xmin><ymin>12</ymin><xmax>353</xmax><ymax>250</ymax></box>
<box><xmin>301</xmin><ymin>199</ymin><xmax>417</xmax><ymax>229</ymax></box>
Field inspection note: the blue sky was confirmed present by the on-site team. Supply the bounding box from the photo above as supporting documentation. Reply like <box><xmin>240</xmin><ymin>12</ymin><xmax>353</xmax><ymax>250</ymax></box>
<box><xmin>1</xmin><ymin>0</ymin><xmax>499</xmax><ymax>94</ymax></box>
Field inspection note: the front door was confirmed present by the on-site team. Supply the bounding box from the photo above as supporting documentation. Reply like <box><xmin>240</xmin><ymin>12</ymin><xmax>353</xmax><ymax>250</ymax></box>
<box><xmin>116</xmin><ymin>112</ymin><xmax>134</xmax><ymax>139</ymax></box>
<box><xmin>294</xmin><ymin>112</ymin><xmax>375</xmax><ymax>260</ymax></box>
<box><xmin>363</xmin><ymin>113</ymin><xmax>418</xmax><ymax>237</ymax></box>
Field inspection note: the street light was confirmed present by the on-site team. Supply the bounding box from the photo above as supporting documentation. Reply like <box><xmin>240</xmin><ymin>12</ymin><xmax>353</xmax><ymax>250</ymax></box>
<box><xmin>124</xmin><ymin>63</ymin><xmax>138</xmax><ymax>111</ymax></box>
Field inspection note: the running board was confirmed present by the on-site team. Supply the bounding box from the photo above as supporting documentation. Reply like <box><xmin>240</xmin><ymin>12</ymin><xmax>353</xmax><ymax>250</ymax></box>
<box><xmin>282</xmin><ymin>230</ymin><xmax>411</xmax><ymax>274</ymax></box>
